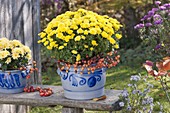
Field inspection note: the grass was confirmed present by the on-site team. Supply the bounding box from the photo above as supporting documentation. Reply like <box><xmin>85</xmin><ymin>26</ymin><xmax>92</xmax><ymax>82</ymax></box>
<box><xmin>30</xmin><ymin>65</ymin><xmax>170</xmax><ymax>113</ymax></box>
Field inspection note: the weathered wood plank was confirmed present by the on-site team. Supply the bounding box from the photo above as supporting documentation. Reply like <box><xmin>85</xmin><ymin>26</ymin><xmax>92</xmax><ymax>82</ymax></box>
<box><xmin>0</xmin><ymin>85</ymin><xmax>122</xmax><ymax>111</ymax></box>
<box><xmin>32</xmin><ymin>0</ymin><xmax>41</xmax><ymax>84</ymax></box>
<box><xmin>62</xmin><ymin>106</ymin><xmax>84</xmax><ymax>113</ymax></box>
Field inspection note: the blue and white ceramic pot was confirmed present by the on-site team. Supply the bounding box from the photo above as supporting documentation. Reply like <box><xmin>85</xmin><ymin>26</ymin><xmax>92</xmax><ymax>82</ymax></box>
<box><xmin>0</xmin><ymin>70</ymin><xmax>28</xmax><ymax>94</ymax></box>
<box><xmin>57</xmin><ymin>67</ymin><xmax>106</xmax><ymax>100</ymax></box>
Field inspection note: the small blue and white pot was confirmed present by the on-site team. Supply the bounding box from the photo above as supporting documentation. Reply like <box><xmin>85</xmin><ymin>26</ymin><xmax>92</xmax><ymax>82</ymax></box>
<box><xmin>57</xmin><ymin>67</ymin><xmax>106</xmax><ymax>100</ymax></box>
<box><xmin>0</xmin><ymin>70</ymin><xmax>29</xmax><ymax>94</ymax></box>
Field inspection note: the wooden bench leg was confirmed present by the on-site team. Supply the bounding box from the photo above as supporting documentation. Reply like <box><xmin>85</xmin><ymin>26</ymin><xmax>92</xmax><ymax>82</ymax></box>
<box><xmin>62</xmin><ymin>106</ymin><xmax>84</xmax><ymax>113</ymax></box>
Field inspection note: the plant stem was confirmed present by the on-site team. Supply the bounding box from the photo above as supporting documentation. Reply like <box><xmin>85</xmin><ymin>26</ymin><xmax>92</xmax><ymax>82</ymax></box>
<box><xmin>160</xmin><ymin>77</ymin><xmax>170</xmax><ymax>103</ymax></box>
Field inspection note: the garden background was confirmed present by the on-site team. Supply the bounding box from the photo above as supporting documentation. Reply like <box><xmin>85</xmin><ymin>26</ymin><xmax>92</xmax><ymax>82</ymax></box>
<box><xmin>31</xmin><ymin>0</ymin><xmax>170</xmax><ymax>112</ymax></box>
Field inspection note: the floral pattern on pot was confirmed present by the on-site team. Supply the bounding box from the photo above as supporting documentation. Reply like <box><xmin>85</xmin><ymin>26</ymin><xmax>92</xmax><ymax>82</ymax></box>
<box><xmin>57</xmin><ymin>68</ymin><xmax>106</xmax><ymax>100</ymax></box>
<box><xmin>0</xmin><ymin>70</ymin><xmax>29</xmax><ymax>93</ymax></box>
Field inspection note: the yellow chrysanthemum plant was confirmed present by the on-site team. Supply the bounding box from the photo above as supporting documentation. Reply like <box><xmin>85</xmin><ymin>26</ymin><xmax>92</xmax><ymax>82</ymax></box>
<box><xmin>38</xmin><ymin>9</ymin><xmax>122</xmax><ymax>73</ymax></box>
<box><xmin>0</xmin><ymin>38</ymin><xmax>32</xmax><ymax>71</ymax></box>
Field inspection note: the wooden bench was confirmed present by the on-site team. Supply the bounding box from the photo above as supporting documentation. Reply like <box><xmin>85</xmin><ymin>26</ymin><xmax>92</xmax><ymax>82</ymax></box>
<box><xmin>0</xmin><ymin>85</ymin><xmax>122</xmax><ymax>113</ymax></box>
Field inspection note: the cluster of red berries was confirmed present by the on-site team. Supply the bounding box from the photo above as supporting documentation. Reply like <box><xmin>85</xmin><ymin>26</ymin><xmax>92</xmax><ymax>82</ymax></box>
<box><xmin>24</xmin><ymin>86</ymin><xmax>53</xmax><ymax>97</ymax></box>
<box><xmin>18</xmin><ymin>61</ymin><xmax>38</xmax><ymax>79</ymax></box>
<box><xmin>58</xmin><ymin>51</ymin><xmax>120</xmax><ymax>74</ymax></box>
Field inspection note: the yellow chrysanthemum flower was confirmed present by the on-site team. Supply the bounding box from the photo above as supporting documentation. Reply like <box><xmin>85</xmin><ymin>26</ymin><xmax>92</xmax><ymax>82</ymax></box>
<box><xmin>56</xmin><ymin>32</ymin><xmax>63</xmax><ymax>39</ymax></box>
<box><xmin>22</xmin><ymin>46</ymin><xmax>31</xmax><ymax>54</ymax></box>
<box><xmin>89</xmin><ymin>28</ymin><xmax>97</xmax><ymax>35</ymax></box>
<box><xmin>47</xmin><ymin>46</ymin><xmax>53</xmax><ymax>50</ymax></box>
<box><xmin>114</xmin><ymin>44</ymin><xmax>119</xmax><ymax>49</ymax></box>
<box><xmin>59</xmin><ymin>46</ymin><xmax>64</xmax><ymax>50</ymax></box>
<box><xmin>75</xmin><ymin>36</ymin><xmax>81</xmax><ymax>41</ymax></box>
<box><xmin>84</xmin><ymin>45</ymin><xmax>88</xmax><ymax>48</ymax></box>
<box><xmin>101</xmin><ymin>31</ymin><xmax>108</xmax><ymax>38</ymax></box>
<box><xmin>81</xmin><ymin>35</ymin><xmax>86</xmax><ymax>40</ymax></box>
<box><xmin>77</xmin><ymin>28</ymin><xmax>84</xmax><ymax>34</ymax></box>
<box><xmin>12</xmin><ymin>52</ymin><xmax>20</xmax><ymax>59</ymax></box>
<box><xmin>76</xmin><ymin>54</ymin><xmax>81</xmax><ymax>61</ymax></box>
<box><xmin>65</xmin><ymin>35</ymin><xmax>71</xmax><ymax>42</ymax></box>
<box><xmin>71</xmin><ymin>50</ymin><xmax>78</xmax><ymax>54</ymax></box>
<box><xmin>38</xmin><ymin>32</ymin><xmax>46</xmax><ymax>38</ymax></box>
<box><xmin>91</xmin><ymin>40</ymin><xmax>98</xmax><ymax>46</ymax></box>
<box><xmin>67</xmin><ymin>30</ymin><xmax>73</xmax><ymax>34</ymax></box>
<box><xmin>41</xmin><ymin>38</ymin><xmax>47</xmax><ymax>42</ymax></box>
<box><xmin>108</xmin><ymin>38</ymin><xmax>116</xmax><ymax>44</ymax></box>
<box><xmin>50</xmin><ymin>41</ymin><xmax>56</xmax><ymax>47</ymax></box>
<box><xmin>115</xmin><ymin>34</ymin><xmax>122</xmax><ymax>39</ymax></box>
<box><xmin>64</xmin><ymin>43</ymin><xmax>67</xmax><ymax>46</ymax></box>
<box><xmin>84</xmin><ymin>30</ymin><xmax>89</xmax><ymax>35</ymax></box>
<box><xmin>44</xmin><ymin>41</ymin><xmax>49</xmax><ymax>46</ymax></box>
<box><xmin>25</xmin><ymin>54</ymin><xmax>32</xmax><ymax>60</ymax></box>
<box><xmin>0</xmin><ymin>51</ymin><xmax>10</xmax><ymax>59</ymax></box>
<box><xmin>5</xmin><ymin>57</ymin><xmax>11</xmax><ymax>64</ymax></box>
<box><xmin>90</xmin><ymin>47</ymin><xmax>94</xmax><ymax>51</ymax></box>
<box><xmin>13</xmin><ymin>48</ymin><xmax>24</xmax><ymax>56</ymax></box>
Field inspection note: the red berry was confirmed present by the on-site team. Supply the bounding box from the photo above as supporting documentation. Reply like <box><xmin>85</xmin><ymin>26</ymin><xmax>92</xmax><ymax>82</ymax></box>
<box><xmin>48</xmin><ymin>90</ymin><xmax>53</xmax><ymax>95</ymax></box>
<box><xmin>30</xmin><ymin>86</ymin><xmax>34</xmax><ymax>89</ymax></box>
<box><xmin>47</xmin><ymin>88</ymin><xmax>52</xmax><ymax>91</ymax></box>
<box><xmin>40</xmin><ymin>92</ymin><xmax>44</xmax><ymax>97</ymax></box>
<box><xmin>44</xmin><ymin>92</ymin><xmax>50</xmax><ymax>96</ymax></box>
<box><xmin>27</xmin><ymin>89</ymin><xmax>30</xmax><ymax>93</ymax></box>
<box><xmin>26</xmin><ymin>75</ymin><xmax>31</xmax><ymax>79</ymax></box>
<box><xmin>24</xmin><ymin>87</ymin><xmax>28</xmax><ymax>92</ymax></box>
<box><xmin>39</xmin><ymin>89</ymin><xmax>44</xmax><ymax>93</ymax></box>
<box><xmin>36</xmin><ymin>86</ymin><xmax>41</xmax><ymax>91</ymax></box>
<box><xmin>35</xmin><ymin>68</ymin><xmax>38</xmax><ymax>71</ymax></box>
<box><xmin>31</xmin><ymin>88</ymin><xmax>35</xmax><ymax>92</ymax></box>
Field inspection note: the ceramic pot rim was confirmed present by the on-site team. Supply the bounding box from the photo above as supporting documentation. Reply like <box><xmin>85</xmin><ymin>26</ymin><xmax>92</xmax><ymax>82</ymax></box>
<box><xmin>0</xmin><ymin>70</ymin><xmax>23</xmax><ymax>73</ymax></box>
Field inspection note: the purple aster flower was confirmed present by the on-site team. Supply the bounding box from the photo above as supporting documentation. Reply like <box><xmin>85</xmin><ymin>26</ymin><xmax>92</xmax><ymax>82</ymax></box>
<box><xmin>154</xmin><ymin>19</ymin><xmax>163</xmax><ymax>25</ymax></box>
<box><xmin>159</xmin><ymin>6</ymin><xmax>166</xmax><ymax>10</ymax></box>
<box><xmin>121</xmin><ymin>89</ymin><xmax>129</xmax><ymax>98</ymax></box>
<box><xmin>155</xmin><ymin>1</ymin><xmax>161</xmax><ymax>5</ymax></box>
<box><xmin>165</xmin><ymin>10</ymin><xmax>169</xmax><ymax>13</ymax></box>
<box><xmin>153</xmin><ymin>14</ymin><xmax>162</xmax><ymax>19</ymax></box>
<box><xmin>148</xmin><ymin>10</ymin><xmax>155</xmax><ymax>16</ymax></box>
<box><xmin>152</xmin><ymin>8</ymin><xmax>159</xmax><ymax>12</ymax></box>
<box><xmin>132</xmin><ymin>90</ymin><xmax>137</xmax><ymax>94</ymax></box>
<box><xmin>145</xmin><ymin>23</ymin><xmax>152</xmax><ymax>27</ymax></box>
<box><xmin>147</xmin><ymin>17</ymin><xmax>151</xmax><ymax>20</ymax></box>
<box><xmin>127</xmin><ymin>106</ymin><xmax>132</xmax><ymax>111</ymax></box>
<box><xmin>134</xmin><ymin>23</ymin><xmax>145</xmax><ymax>29</ymax></box>
<box><xmin>141</xmin><ymin>15</ymin><xmax>149</xmax><ymax>21</ymax></box>
<box><xmin>142</xmin><ymin>97</ymin><xmax>153</xmax><ymax>105</ymax></box>
<box><xmin>119</xmin><ymin>102</ymin><xmax>124</xmax><ymax>107</ymax></box>
<box><xmin>130</xmin><ymin>75</ymin><xmax>141</xmax><ymax>81</ymax></box>
<box><xmin>155</xmin><ymin>44</ymin><xmax>161</xmax><ymax>50</ymax></box>
<box><xmin>163</xmin><ymin>3</ymin><xmax>170</xmax><ymax>8</ymax></box>
<box><xmin>57</xmin><ymin>4</ymin><xmax>62</xmax><ymax>9</ymax></box>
